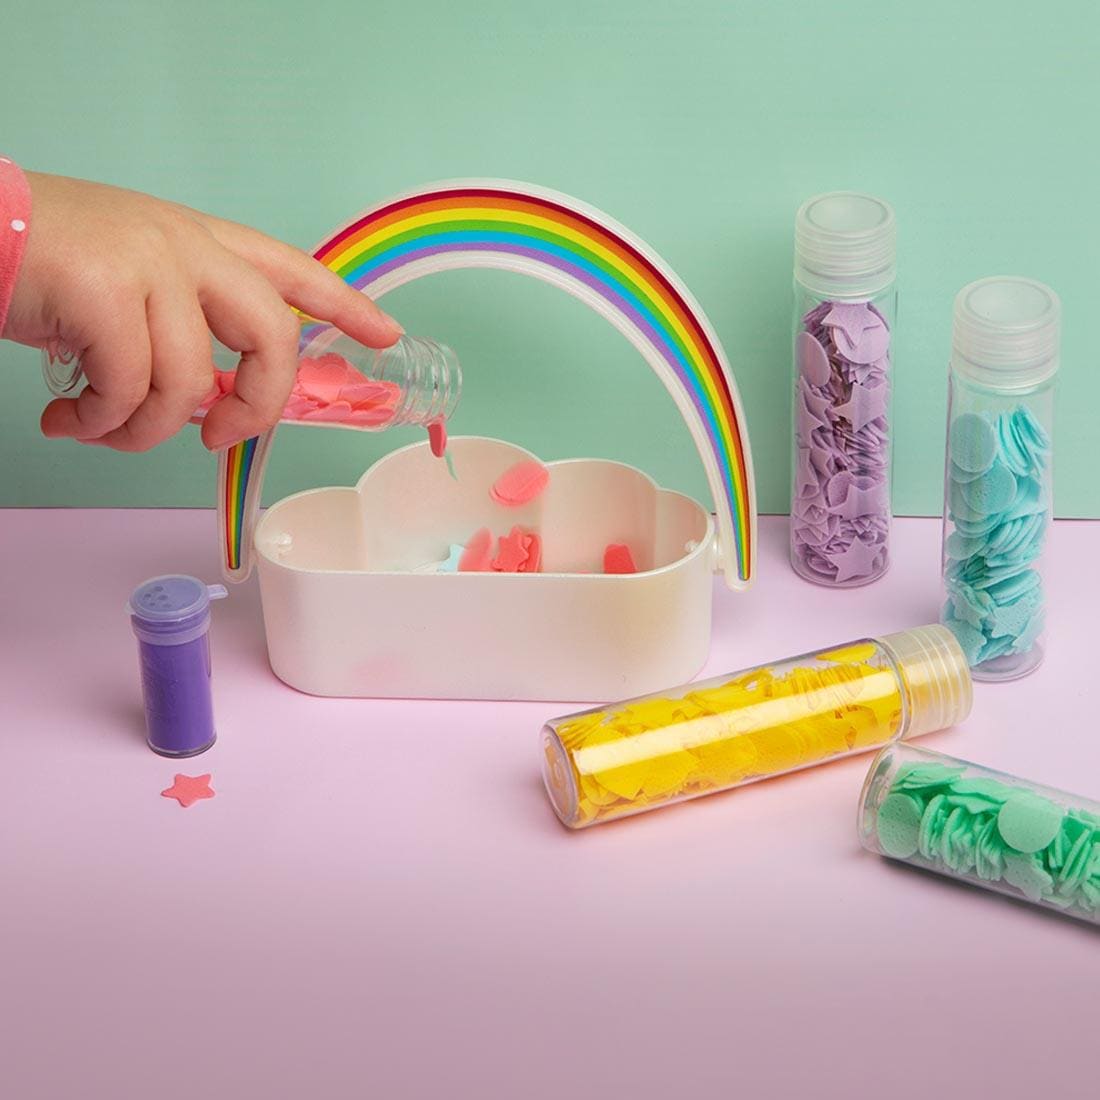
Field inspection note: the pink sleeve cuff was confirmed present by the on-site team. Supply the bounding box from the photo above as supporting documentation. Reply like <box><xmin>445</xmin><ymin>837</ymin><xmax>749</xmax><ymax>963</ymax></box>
<box><xmin>0</xmin><ymin>156</ymin><xmax>32</xmax><ymax>337</ymax></box>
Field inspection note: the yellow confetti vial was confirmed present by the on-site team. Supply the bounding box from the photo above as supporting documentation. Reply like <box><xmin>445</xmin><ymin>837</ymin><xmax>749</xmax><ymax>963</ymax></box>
<box><xmin>550</xmin><ymin>645</ymin><xmax>904</xmax><ymax>826</ymax></box>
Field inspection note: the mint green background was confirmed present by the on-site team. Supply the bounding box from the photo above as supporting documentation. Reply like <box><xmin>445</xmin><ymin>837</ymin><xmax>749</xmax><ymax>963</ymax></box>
<box><xmin>1</xmin><ymin>0</ymin><xmax>1097</xmax><ymax>516</ymax></box>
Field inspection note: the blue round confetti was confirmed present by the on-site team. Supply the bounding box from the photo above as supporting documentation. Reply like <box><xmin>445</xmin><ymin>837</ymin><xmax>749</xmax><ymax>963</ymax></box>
<box><xmin>950</xmin><ymin>413</ymin><xmax>997</xmax><ymax>474</ymax></box>
<box><xmin>960</xmin><ymin>460</ymin><xmax>1017</xmax><ymax>517</ymax></box>
<box><xmin>942</xmin><ymin>403</ymin><xmax>1051</xmax><ymax>672</ymax></box>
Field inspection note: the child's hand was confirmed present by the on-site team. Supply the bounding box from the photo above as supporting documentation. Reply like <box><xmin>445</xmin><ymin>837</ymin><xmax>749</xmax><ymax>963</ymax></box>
<box><xmin>4</xmin><ymin>173</ymin><xmax>403</xmax><ymax>451</ymax></box>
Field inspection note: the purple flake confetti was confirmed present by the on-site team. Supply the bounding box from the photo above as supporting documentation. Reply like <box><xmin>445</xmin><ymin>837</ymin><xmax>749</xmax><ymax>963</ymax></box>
<box><xmin>791</xmin><ymin>299</ymin><xmax>891</xmax><ymax>585</ymax></box>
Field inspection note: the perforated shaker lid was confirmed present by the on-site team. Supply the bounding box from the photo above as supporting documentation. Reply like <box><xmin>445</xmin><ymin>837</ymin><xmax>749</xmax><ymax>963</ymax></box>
<box><xmin>129</xmin><ymin>575</ymin><xmax>227</xmax><ymax>639</ymax></box>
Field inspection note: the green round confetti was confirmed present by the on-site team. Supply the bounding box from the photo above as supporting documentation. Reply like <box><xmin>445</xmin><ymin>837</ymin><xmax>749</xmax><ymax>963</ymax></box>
<box><xmin>1058</xmin><ymin>830</ymin><xmax>1092</xmax><ymax>892</ymax></box>
<box><xmin>974</xmin><ymin>818</ymin><xmax>1003</xmax><ymax>881</ymax></box>
<box><xmin>997</xmin><ymin>791</ymin><xmax>1065</xmax><ymax>853</ymax></box>
<box><xmin>1003</xmin><ymin>852</ymin><xmax>1054</xmax><ymax>903</ymax></box>
<box><xmin>918</xmin><ymin>793</ymin><xmax>947</xmax><ymax>860</ymax></box>
<box><xmin>951</xmin><ymin>777</ymin><xmax>1011</xmax><ymax>802</ymax></box>
<box><xmin>877</xmin><ymin>794</ymin><xmax>923</xmax><ymax>858</ymax></box>
<box><xmin>940</xmin><ymin>806</ymin><xmax>966</xmax><ymax>870</ymax></box>
<box><xmin>895</xmin><ymin>763</ymin><xmax>965</xmax><ymax>791</ymax></box>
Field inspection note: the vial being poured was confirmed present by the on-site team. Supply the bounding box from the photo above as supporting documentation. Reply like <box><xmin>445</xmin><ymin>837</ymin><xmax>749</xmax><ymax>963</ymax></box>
<box><xmin>45</xmin><ymin>323</ymin><xmax>464</xmax><ymax>581</ymax></box>
<box><xmin>197</xmin><ymin>326</ymin><xmax>462</xmax><ymax>458</ymax></box>
<box><xmin>201</xmin><ymin>326</ymin><xmax>464</xmax><ymax>572</ymax></box>
<box><xmin>43</xmin><ymin>323</ymin><xmax>463</xmax><ymax>458</ymax></box>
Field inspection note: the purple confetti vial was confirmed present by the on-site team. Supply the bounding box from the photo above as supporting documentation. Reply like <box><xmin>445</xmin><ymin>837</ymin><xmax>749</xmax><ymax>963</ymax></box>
<box><xmin>791</xmin><ymin>299</ymin><xmax>891</xmax><ymax>585</ymax></box>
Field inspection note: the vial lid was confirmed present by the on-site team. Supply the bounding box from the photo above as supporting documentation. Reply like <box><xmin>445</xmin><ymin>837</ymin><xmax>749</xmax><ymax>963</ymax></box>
<box><xmin>951</xmin><ymin>276</ymin><xmax>1061</xmax><ymax>390</ymax></box>
<box><xmin>879</xmin><ymin>625</ymin><xmax>973</xmax><ymax>740</ymax></box>
<box><xmin>794</xmin><ymin>191</ymin><xmax>896</xmax><ymax>300</ymax></box>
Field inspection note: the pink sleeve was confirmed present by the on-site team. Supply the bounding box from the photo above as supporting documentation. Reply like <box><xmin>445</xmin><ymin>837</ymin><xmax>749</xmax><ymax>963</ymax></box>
<box><xmin>0</xmin><ymin>156</ymin><xmax>32</xmax><ymax>337</ymax></box>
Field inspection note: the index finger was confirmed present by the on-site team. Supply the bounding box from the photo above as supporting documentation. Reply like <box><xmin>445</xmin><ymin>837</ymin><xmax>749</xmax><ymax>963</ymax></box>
<box><xmin>195</xmin><ymin>243</ymin><xmax>300</xmax><ymax>449</ymax></box>
<box><xmin>188</xmin><ymin>212</ymin><xmax>403</xmax><ymax>350</ymax></box>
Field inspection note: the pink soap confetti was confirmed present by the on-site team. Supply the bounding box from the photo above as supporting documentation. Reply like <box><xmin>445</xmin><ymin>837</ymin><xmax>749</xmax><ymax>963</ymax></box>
<box><xmin>603</xmin><ymin>543</ymin><xmax>637</xmax><ymax>574</ymax></box>
<box><xmin>300</xmin><ymin>400</ymin><xmax>355</xmax><ymax>422</ymax></box>
<box><xmin>161</xmin><ymin>773</ymin><xmax>215</xmax><ymax>808</ymax></box>
<box><xmin>345</xmin><ymin>405</ymin><xmax>399</xmax><ymax>427</ymax></box>
<box><xmin>521</xmin><ymin>533</ymin><xmax>542</xmax><ymax>573</ymax></box>
<box><xmin>340</xmin><ymin>380</ymin><xmax>397</xmax><ymax>405</ymax></box>
<box><xmin>487</xmin><ymin>526</ymin><xmax>542</xmax><ymax>573</ymax></box>
<box><xmin>296</xmin><ymin>353</ymin><xmax>350</xmax><ymax>403</ymax></box>
<box><xmin>427</xmin><ymin>418</ymin><xmax>448</xmax><ymax>458</ymax></box>
<box><xmin>458</xmin><ymin>528</ymin><xmax>494</xmax><ymax>572</ymax></box>
<box><xmin>194</xmin><ymin>353</ymin><xmax>403</xmax><ymax>430</ymax></box>
<box><xmin>491</xmin><ymin>527</ymin><xmax>529</xmax><ymax>572</ymax></box>
<box><xmin>490</xmin><ymin>461</ymin><xmax>550</xmax><ymax>507</ymax></box>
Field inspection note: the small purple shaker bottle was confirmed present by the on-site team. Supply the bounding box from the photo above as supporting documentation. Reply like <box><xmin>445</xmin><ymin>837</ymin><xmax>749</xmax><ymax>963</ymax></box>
<box><xmin>128</xmin><ymin>575</ymin><xmax>227</xmax><ymax>757</ymax></box>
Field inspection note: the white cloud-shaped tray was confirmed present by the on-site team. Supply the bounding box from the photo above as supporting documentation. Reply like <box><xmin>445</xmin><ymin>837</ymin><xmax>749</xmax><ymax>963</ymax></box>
<box><xmin>254</xmin><ymin>436</ymin><xmax>717</xmax><ymax>700</ymax></box>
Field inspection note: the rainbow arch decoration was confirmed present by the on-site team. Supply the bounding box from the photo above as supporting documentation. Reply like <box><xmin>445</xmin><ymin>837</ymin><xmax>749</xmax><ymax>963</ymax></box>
<box><xmin>218</xmin><ymin>180</ymin><xmax>756</xmax><ymax>588</ymax></box>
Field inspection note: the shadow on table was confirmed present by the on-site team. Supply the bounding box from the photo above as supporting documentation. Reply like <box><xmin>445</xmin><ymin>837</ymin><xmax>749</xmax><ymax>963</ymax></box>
<box><xmin>877</xmin><ymin>854</ymin><xmax>1100</xmax><ymax>939</ymax></box>
<box><xmin>97</xmin><ymin>697</ymin><xmax>148</xmax><ymax>747</ymax></box>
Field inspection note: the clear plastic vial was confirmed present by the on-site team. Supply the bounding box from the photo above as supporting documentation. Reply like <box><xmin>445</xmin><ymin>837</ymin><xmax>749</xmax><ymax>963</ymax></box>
<box><xmin>859</xmin><ymin>744</ymin><xmax>1100</xmax><ymax>924</ymax></box>
<box><xmin>212</xmin><ymin>328</ymin><xmax>463</xmax><ymax>429</ymax></box>
<box><xmin>940</xmin><ymin>277</ymin><xmax>1059</xmax><ymax>681</ymax></box>
<box><xmin>791</xmin><ymin>192</ymin><xmax>897</xmax><ymax>587</ymax></box>
<box><xmin>540</xmin><ymin>625</ymin><xmax>971</xmax><ymax>829</ymax></box>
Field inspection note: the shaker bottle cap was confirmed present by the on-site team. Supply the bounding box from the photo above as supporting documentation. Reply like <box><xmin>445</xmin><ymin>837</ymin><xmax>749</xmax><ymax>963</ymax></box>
<box><xmin>129</xmin><ymin>575</ymin><xmax>227</xmax><ymax>644</ymax></box>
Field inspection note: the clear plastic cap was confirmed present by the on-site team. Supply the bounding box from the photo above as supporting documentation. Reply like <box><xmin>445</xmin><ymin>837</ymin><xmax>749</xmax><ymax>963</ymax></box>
<box><xmin>794</xmin><ymin>191</ymin><xmax>896</xmax><ymax>300</ymax></box>
<box><xmin>879</xmin><ymin>625</ymin><xmax>973</xmax><ymax>739</ymax></box>
<box><xmin>129</xmin><ymin>575</ymin><xmax>227</xmax><ymax>646</ymax></box>
<box><xmin>951</xmin><ymin>276</ymin><xmax>1061</xmax><ymax>390</ymax></box>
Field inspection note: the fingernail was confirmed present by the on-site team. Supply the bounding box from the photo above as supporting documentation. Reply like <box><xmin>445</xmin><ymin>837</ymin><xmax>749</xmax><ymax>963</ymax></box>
<box><xmin>380</xmin><ymin>310</ymin><xmax>404</xmax><ymax>335</ymax></box>
<box><xmin>202</xmin><ymin>428</ymin><xmax>234</xmax><ymax>451</ymax></box>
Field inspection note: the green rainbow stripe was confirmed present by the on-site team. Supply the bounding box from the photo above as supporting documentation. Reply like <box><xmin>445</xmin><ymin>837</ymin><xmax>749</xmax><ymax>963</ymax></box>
<box><xmin>224</xmin><ymin>435</ymin><xmax>256</xmax><ymax>571</ymax></box>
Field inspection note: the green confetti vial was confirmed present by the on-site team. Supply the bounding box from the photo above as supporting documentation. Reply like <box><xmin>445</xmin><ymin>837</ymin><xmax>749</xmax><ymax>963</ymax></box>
<box><xmin>878</xmin><ymin>764</ymin><xmax>1100</xmax><ymax>921</ymax></box>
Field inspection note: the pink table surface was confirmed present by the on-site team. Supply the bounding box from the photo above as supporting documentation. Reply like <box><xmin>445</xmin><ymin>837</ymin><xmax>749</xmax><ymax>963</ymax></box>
<box><xmin>3</xmin><ymin>510</ymin><xmax>1099</xmax><ymax>1099</ymax></box>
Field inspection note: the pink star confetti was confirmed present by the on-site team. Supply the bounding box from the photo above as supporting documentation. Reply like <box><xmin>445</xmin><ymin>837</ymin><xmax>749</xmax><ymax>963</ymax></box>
<box><xmin>161</xmin><ymin>773</ymin><xmax>216</xmax><ymax>809</ymax></box>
